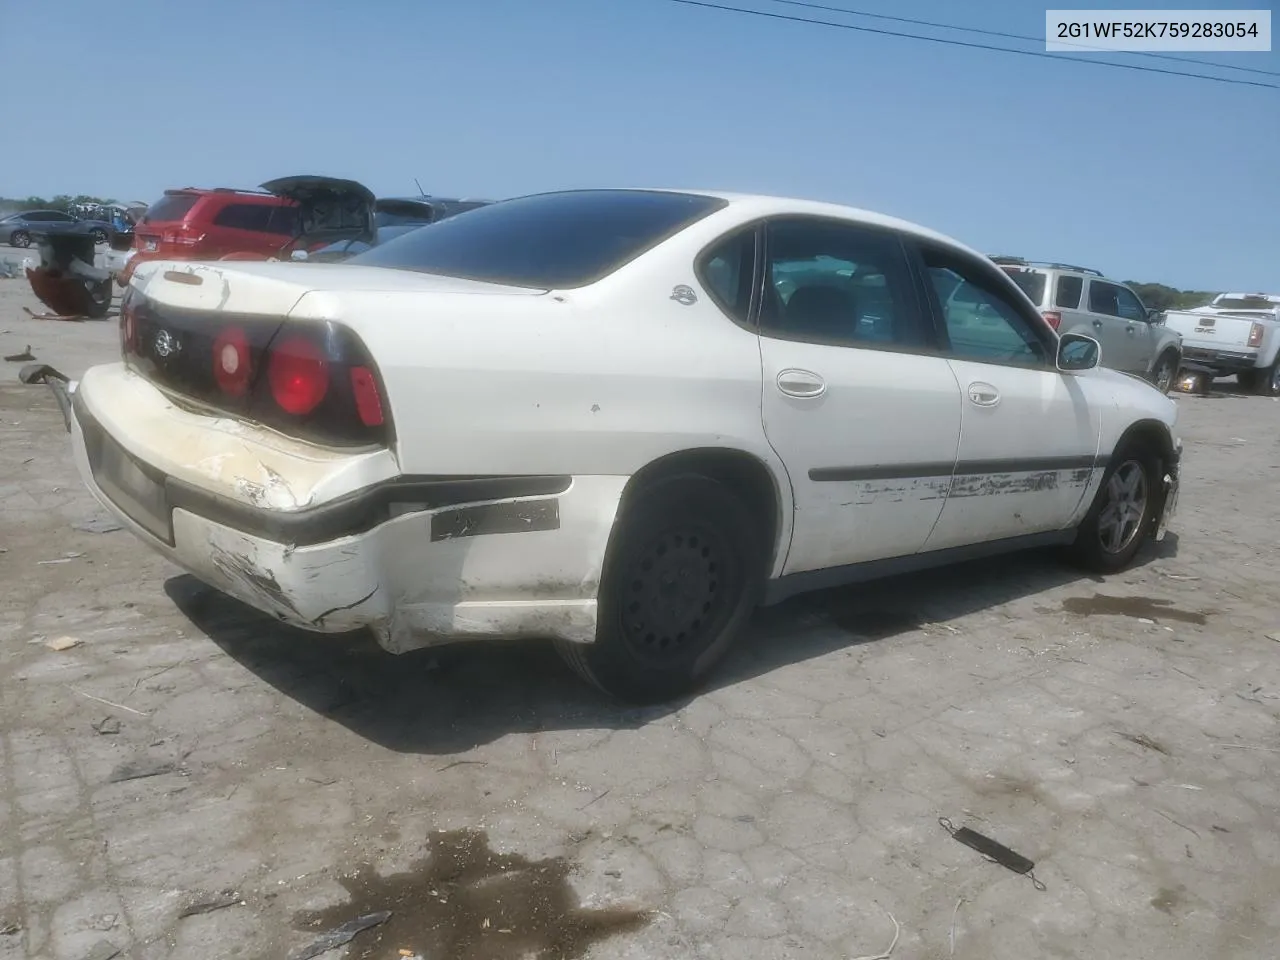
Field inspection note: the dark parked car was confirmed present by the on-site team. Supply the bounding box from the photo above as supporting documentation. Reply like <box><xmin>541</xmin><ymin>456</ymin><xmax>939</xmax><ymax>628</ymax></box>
<box><xmin>1</xmin><ymin>210</ymin><xmax>115</xmax><ymax>248</ymax></box>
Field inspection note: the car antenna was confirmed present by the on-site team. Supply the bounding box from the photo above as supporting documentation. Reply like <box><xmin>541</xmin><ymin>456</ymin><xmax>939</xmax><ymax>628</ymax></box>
<box><xmin>414</xmin><ymin>177</ymin><xmax>426</xmax><ymax>197</ymax></box>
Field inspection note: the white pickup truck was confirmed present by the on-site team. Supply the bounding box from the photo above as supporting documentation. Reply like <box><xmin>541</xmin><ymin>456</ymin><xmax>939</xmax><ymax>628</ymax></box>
<box><xmin>1164</xmin><ymin>293</ymin><xmax>1280</xmax><ymax>396</ymax></box>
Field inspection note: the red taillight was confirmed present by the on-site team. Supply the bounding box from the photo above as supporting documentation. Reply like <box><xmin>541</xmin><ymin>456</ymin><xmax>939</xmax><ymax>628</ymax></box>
<box><xmin>212</xmin><ymin>326</ymin><xmax>251</xmax><ymax>397</ymax></box>
<box><xmin>1042</xmin><ymin>310</ymin><xmax>1062</xmax><ymax>330</ymax></box>
<box><xmin>268</xmin><ymin>335</ymin><xmax>330</xmax><ymax>415</ymax></box>
<box><xmin>1248</xmin><ymin>322</ymin><xmax>1264</xmax><ymax>348</ymax></box>
<box><xmin>350</xmin><ymin>366</ymin><xmax>384</xmax><ymax>426</ymax></box>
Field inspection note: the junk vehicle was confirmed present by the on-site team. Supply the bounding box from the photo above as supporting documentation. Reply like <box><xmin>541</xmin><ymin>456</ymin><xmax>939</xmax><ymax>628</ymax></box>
<box><xmin>1162</xmin><ymin>293</ymin><xmax>1280</xmax><ymax>396</ymax></box>
<box><xmin>24</xmin><ymin>231</ymin><xmax>114</xmax><ymax>318</ymax></box>
<box><xmin>991</xmin><ymin>257</ymin><xmax>1183</xmax><ymax>393</ymax></box>
<box><xmin>62</xmin><ymin>188</ymin><xmax>1181</xmax><ymax>702</ymax></box>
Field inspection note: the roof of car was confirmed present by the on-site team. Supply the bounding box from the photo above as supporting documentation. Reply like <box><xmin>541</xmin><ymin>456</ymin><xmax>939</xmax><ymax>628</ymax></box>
<box><xmin>559</xmin><ymin>188</ymin><xmax>990</xmax><ymax>263</ymax></box>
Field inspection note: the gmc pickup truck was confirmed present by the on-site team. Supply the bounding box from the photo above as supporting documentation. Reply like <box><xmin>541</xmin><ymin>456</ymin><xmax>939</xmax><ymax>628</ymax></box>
<box><xmin>1164</xmin><ymin>293</ymin><xmax>1280</xmax><ymax>396</ymax></box>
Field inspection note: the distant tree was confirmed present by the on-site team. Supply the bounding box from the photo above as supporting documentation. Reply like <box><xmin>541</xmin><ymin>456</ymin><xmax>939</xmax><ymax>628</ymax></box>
<box><xmin>1124</xmin><ymin>282</ymin><xmax>1218</xmax><ymax>312</ymax></box>
<box><xmin>4</xmin><ymin>194</ymin><xmax>116</xmax><ymax>213</ymax></box>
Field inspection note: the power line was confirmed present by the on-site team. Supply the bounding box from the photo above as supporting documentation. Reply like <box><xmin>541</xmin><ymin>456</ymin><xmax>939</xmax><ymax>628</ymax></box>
<box><xmin>661</xmin><ymin>0</ymin><xmax>1280</xmax><ymax>91</ymax></box>
<box><xmin>768</xmin><ymin>0</ymin><xmax>1280</xmax><ymax>78</ymax></box>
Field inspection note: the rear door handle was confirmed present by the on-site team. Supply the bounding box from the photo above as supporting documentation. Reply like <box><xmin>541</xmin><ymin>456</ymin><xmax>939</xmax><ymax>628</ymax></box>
<box><xmin>776</xmin><ymin>368</ymin><xmax>826</xmax><ymax>399</ymax></box>
<box><xmin>967</xmin><ymin>382</ymin><xmax>1001</xmax><ymax>407</ymax></box>
<box><xmin>1092</xmin><ymin>320</ymin><xmax>1104</xmax><ymax>329</ymax></box>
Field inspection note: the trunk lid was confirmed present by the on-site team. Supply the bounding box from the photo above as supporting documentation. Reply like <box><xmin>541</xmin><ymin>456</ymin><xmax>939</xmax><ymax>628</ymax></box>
<box><xmin>1164</xmin><ymin>309</ymin><xmax>1268</xmax><ymax>352</ymax></box>
<box><xmin>259</xmin><ymin>175</ymin><xmax>377</xmax><ymax>248</ymax></box>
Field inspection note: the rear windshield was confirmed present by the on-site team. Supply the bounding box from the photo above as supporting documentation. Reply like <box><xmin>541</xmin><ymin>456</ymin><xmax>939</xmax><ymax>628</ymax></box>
<box><xmin>349</xmin><ymin>190</ymin><xmax>728</xmax><ymax>289</ymax></box>
<box><xmin>143</xmin><ymin>194</ymin><xmax>199</xmax><ymax>223</ymax></box>
<box><xmin>1004</xmin><ymin>269</ymin><xmax>1047</xmax><ymax>306</ymax></box>
<box><xmin>1214</xmin><ymin>296</ymin><xmax>1277</xmax><ymax>311</ymax></box>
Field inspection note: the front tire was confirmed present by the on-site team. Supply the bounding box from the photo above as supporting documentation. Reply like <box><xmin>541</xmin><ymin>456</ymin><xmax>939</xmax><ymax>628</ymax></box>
<box><xmin>1150</xmin><ymin>351</ymin><xmax>1178</xmax><ymax>394</ymax></box>
<box><xmin>556</xmin><ymin>475</ymin><xmax>764</xmax><ymax>703</ymax></box>
<box><xmin>1069</xmin><ymin>442</ymin><xmax>1159</xmax><ymax>573</ymax></box>
<box><xmin>10</xmin><ymin>230</ymin><xmax>30</xmax><ymax>248</ymax></box>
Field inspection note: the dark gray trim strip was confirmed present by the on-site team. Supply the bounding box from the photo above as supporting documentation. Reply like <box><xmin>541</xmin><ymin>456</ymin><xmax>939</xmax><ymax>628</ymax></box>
<box><xmin>762</xmin><ymin>530</ymin><xmax>1076</xmax><ymax>606</ymax></box>
<box><xmin>809</xmin><ymin>455</ymin><xmax>1100</xmax><ymax>483</ymax></box>
<box><xmin>431</xmin><ymin>498</ymin><xmax>560</xmax><ymax>542</ymax></box>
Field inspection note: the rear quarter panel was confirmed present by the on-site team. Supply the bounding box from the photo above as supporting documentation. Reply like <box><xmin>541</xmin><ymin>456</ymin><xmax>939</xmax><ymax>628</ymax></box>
<box><xmin>285</xmin><ymin>243</ymin><xmax>779</xmax><ymax>480</ymax></box>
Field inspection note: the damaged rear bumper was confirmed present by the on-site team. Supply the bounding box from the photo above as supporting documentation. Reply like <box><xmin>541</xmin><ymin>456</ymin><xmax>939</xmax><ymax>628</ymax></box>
<box><xmin>68</xmin><ymin>367</ymin><xmax>624</xmax><ymax>653</ymax></box>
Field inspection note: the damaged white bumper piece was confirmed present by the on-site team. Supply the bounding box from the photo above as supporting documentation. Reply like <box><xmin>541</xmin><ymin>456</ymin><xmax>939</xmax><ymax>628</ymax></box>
<box><xmin>69</xmin><ymin>363</ymin><xmax>623</xmax><ymax>653</ymax></box>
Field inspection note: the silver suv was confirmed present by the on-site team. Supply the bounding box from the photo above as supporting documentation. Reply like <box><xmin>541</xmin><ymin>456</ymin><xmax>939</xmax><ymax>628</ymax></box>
<box><xmin>991</xmin><ymin>258</ymin><xmax>1183</xmax><ymax>393</ymax></box>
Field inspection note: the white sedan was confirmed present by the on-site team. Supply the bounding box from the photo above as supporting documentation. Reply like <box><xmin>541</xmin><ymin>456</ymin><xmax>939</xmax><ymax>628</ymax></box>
<box><xmin>69</xmin><ymin>189</ymin><xmax>1181</xmax><ymax>702</ymax></box>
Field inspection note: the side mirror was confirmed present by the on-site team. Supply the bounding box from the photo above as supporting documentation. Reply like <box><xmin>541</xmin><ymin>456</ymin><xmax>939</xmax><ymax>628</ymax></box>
<box><xmin>1057</xmin><ymin>332</ymin><xmax>1100</xmax><ymax>372</ymax></box>
<box><xmin>290</xmin><ymin>249</ymin><xmax>308</xmax><ymax>262</ymax></box>
<box><xmin>1147</xmin><ymin>307</ymin><xmax>1163</xmax><ymax>324</ymax></box>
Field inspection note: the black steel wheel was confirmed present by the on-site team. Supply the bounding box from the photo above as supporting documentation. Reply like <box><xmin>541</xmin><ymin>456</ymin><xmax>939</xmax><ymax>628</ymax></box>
<box><xmin>557</xmin><ymin>474</ymin><xmax>764</xmax><ymax>703</ymax></box>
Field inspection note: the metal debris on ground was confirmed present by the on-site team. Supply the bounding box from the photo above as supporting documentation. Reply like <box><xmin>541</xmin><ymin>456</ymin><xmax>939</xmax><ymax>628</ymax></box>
<box><xmin>288</xmin><ymin>911</ymin><xmax>393</xmax><ymax>960</ymax></box>
<box><xmin>73</xmin><ymin>516</ymin><xmax>123</xmax><ymax>534</ymax></box>
<box><xmin>46</xmin><ymin>635</ymin><xmax>83</xmax><ymax>651</ymax></box>
<box><xmin>92</xmin><ymin>717</ymin><xmax>122</xmax><ymax>735</ymax></box>
<box><xmin>939</xmin><ymin>817</ymin><xmax>1046</xmax><ymax>890</ymax></box>
<box><xmin>18</xmin><ymin>362</ymin><xmax>69</xmax><ymax>384</ymax></box>
<box><xmin>850</xmin><ymin>907</ymin><xmax>901</xmax><ymax>960</ymax></box>
<box><xmin>21</xmin><ymin>306</ymin><xmax>86</xmax><ymax>322</ymax></box>
<box><xmin>0</xmin><ymin>920</ymin><xmax>19</xmax><ymax>936</ymax></box>
<box><xmin>179</xmin><ymin>890</ymin><xmax>244</xmax><ymax>918</ymax></box>
<box><xmin>107</xmin><ymin>759</ymin><xmax>178</xmax><ymax>783</ymax></box>
<box><xmin>3</xmin><ymin>345</ymin><xmax>34</xmax><ymax>362</ymax></box>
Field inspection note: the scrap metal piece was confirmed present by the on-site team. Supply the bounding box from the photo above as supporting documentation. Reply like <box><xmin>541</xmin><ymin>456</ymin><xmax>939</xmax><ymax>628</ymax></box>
<box><xmin>939</xmin><ymin>817</ymin><xmax>1046</xmax><ymax>890</ymax></box>
<box><xmin>3</xmin><ymin>345</ymin><xmax>34</xmax><ymax>362</ymax></box>
<box><xmin>26</xmin><ymin>232</ymin><xmax>113</xmax><ymax>319</ymax></box>
<box><xmin>289</xmin><ymin>911</ymin><xmax>392</xmax><ymax>960</ymax></box>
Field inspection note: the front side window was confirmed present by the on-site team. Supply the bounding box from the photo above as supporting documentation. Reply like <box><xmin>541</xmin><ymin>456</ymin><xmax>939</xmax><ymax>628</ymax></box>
<box><xmin>760</xmin><ymin>218</ymin><xmax>925</xmax><ymax>349</ymax></box>
<box><xmin>923</xmin><ymin>247</ymin><xmax>1050</xmax><ymax>366</ymax></box>
<box><xmin>1055</xmin><ymin>274</ymin><xmax>1083</xmax><ymax>309</ymax></box>
<box><xmin>350</xmin><ymin>190</ymin><xmax>728</xmax><ymax>289</ymax></box>
<box><xmin>1114</xmin><ymin>285</ymin><xmax>1147</xmax><ymax>321</ymax></box>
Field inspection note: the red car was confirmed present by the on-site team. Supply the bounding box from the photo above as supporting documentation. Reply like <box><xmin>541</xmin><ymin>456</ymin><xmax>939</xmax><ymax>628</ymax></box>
<box><xmin>120</xmin><ymin>187</ymin><xmax>298</xmax><ymax>285</ymax></box>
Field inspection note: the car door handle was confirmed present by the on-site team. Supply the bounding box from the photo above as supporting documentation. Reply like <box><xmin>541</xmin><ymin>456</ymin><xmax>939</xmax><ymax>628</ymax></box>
<box><xmin>1126</xmin><ymin>326</ymin><xmax>1135</xmax><ymax>334</ymax></box>
<box><xmin>1092</xmin><ymin>319</ymin><xmax>1104</xmax><ymax>328</ymax></box>
<box><xmin>967</xmin><ymin>382</ymin><xmax>1001</xmax><ymax>407</ymax></box>
<box><xmin>776</xmin><ymin>368</ymin><xmax>826</xmax><ymax>399</ymax></box>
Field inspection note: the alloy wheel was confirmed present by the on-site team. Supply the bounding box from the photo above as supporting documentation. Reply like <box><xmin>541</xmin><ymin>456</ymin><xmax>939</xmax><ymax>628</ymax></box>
<box><xmin>1097</xmin><ymin>460</ymin><xmax>1148</xmax><ymax>555</ymax></box>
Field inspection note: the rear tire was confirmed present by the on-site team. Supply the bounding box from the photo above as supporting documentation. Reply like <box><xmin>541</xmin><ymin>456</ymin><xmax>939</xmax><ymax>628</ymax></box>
<box><xmin>1238</xmin><ymin>370</ymin><xmax>1259</xmax><ymax>392</ymax></box>
<box><xmin>1068</xmin><ymin>442</ymin><xmax>1160</xmax><ymax>574</ymax></box>
<box><xmin>10</xmin><ymin>230</ymin><xmax>30</xmax><ymax>248</ymax></box>
<box><xmin>556</xmin><ymin>474</ymin><xmax>764</xmax><ymax>703</ymax></box>
<box><xmin>1255</xmin><ymin>362</ymin><xmax>1280</xmax><ymax>398</ymax></box>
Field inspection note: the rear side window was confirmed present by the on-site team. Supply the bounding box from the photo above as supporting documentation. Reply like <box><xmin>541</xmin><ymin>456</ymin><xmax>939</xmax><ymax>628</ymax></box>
<box><xmin>1088</xmin><ymin>280</ymin><xmax>1120</xmax><ymax>316</ymax></box>
<box><xmin>350</xmin><ymin>190</ymin><xmax>728</xmax><ymax>289</ymax></box>
<box><xmin>698</xmin><ymin>229</ymin><xmax>756</xmax><ymax>325</ymax></box>
<box><xmin>212</xmin><ymin>203</ymin><xmax>295</xmax><ymax>235</ymax></box>
<box><xmin>1005</xmin><ymin>269</ymin><xmax>1047</xmax><ymax>306</ymax></box>
<box><xmin>1055</xmin><ymin>274</ymin><xmax>1083</xmax><ymax>308</ymax></box>
<box><xmin>143</xmin><ymin>195</ymin><xmax>199</xmax><ymax>223</ymax></box>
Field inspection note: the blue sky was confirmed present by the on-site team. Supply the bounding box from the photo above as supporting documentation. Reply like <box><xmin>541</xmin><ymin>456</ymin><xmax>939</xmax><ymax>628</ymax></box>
<box><xmin>4</xmin><ymin>0</ymin><xmax>1277</xmax><ymax>290</ymax></box>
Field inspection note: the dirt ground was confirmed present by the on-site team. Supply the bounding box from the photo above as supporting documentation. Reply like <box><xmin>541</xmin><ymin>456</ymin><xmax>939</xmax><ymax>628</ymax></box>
<box><xmin>2</xmin><ymin>277</ymin><xmax>1279</xmax><ymax>960</ymax></box>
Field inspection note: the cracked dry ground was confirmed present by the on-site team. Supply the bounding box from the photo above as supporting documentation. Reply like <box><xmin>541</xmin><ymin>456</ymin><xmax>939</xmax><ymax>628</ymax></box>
<box><xmin>3</xmin><ymin>342</ymin><xmax>1280</xmax><ymax>957</ymax></box>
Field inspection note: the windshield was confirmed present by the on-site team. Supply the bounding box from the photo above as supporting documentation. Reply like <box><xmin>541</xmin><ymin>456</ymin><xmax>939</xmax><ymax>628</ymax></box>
<box><xmin>1214</xmin><ymin>296</ymin><xmax>1277</xmax><ymax>311</ymax></box>
<box><xmin>349</xmin><ymin>190</ymin><xmax>727</xmax><ymax>288</ymax></box>
<box><xmin>1003</xmin><ymin>269</ymin><xmax>1047</xmax><ymax>306</ymax></box>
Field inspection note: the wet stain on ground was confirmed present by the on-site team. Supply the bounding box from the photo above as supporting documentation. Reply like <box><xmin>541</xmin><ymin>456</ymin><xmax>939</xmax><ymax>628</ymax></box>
<box><xmin>827</xmin><ymin>605</ymin><xmax>922</xmax><ymax>639</ymax></box>
<box><xmin>1150</xmin><ymin>886</ymin><xmax>1184</xmax><ymax>914</ymax></box>
<box><xmin>292</xmin><ymin>829</ymin><xmax>651</xmax><ymax>960</ymax></box>
<box><xmin>1061</xmin><ymin>594</ymin><xmax>1208</xmax><ymax>625</ymax></box>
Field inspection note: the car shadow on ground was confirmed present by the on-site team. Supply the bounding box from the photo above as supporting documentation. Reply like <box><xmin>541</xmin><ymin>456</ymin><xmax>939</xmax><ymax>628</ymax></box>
<box><xmin>166</xmin><ymin>536</ymin><xmax>1179</xmax><ymax>755</ymax></box>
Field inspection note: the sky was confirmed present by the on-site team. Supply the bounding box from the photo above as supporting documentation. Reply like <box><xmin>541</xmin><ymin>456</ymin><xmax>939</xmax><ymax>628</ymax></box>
<box><xmin>2</xmin><ymin>0</ymin><xmax>1277</xmax><ymax>290</ymax></box>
